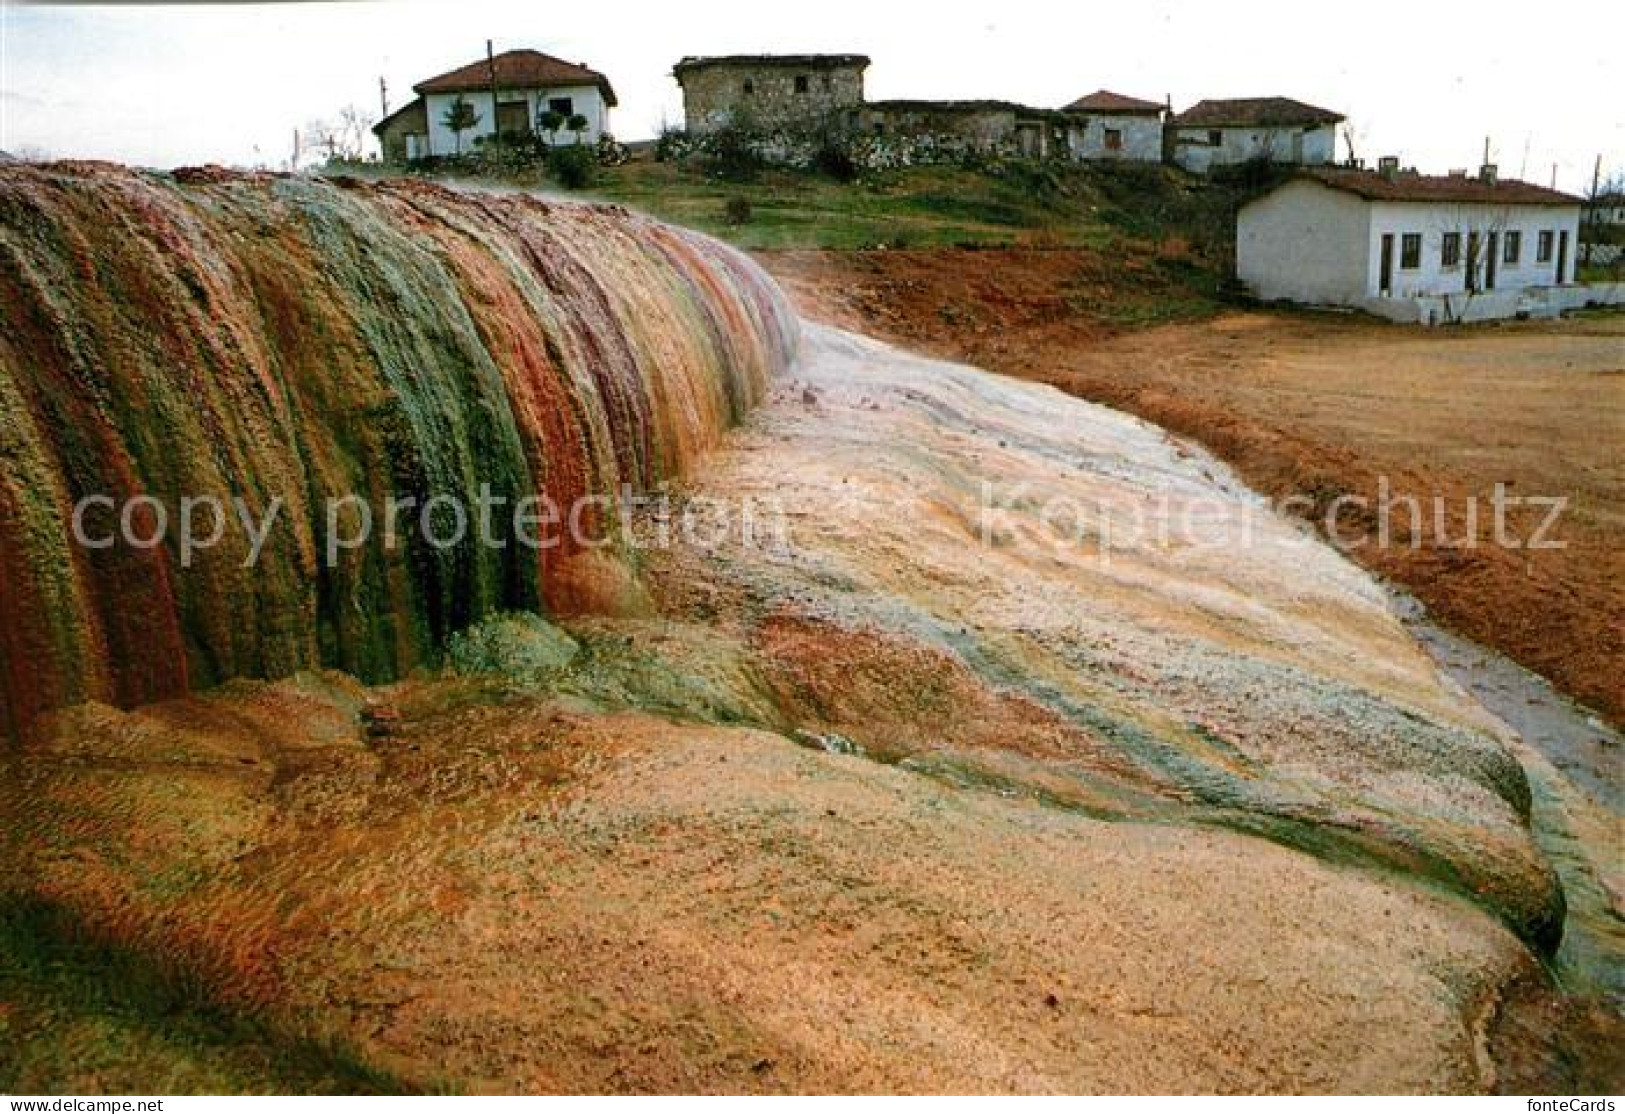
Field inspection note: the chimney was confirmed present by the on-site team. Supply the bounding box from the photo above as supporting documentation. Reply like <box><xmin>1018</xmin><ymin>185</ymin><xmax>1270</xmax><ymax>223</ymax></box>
<box><xmin>1480</xmin><ymin>163</ymin><xmax>1499</xmax><ymax>185</ymax></box>
<box><xmin>1378</xmin><ymin>155</ymin><xmax>1400</xmax><ymax>180</ymax></box>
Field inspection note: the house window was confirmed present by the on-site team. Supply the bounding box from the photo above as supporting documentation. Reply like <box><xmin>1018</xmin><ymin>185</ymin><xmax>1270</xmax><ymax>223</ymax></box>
<box><xmin>1400</xmin><ymin>233</ymin><xmax>1422</xmax><ymax>270</ymax></box>
<box><xmin>1503</xmin><ymin>230</ymin><xmax>1521</xmax><ymax>264</ymax></box>
<box><xmin>1537</xmin><ymin>230</ymin><xmax>1554</xmax><ymax>262</ymax></box>
<box><xmin>1208</xmin><ymin>129</ymin><xmax>1223</xmax><ymax>147</ymax></box>
<box><xmin>795</xmin><ymin>75</ymin><xmax>809</xmax><ymax>94</ymax></box>
<box><xmin>548</xmin><ymin>97</ymin><xmax>574</xmax><ymax>117</ymax></box>
<box><xmin>1441</xmin><ymin>232</ymin><xmax>1461</xmax><ymax>267</ymax></box>
<box><xmin>822</xmin><ymin>75</ymin><xmax>832</xmax><ymax>91</ymax></box>
<box><xmin>1104</xmin><ymin>128</ymin><xmax>1123</xmax><ymax>150</ymax></box>
<box><xmin>742</xmin><ymin>79</ymin><xmax>755</xmax><ymax>97</ymax></box>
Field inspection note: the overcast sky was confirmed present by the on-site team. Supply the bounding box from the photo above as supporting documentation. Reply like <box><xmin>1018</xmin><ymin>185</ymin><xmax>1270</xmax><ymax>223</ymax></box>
<box><xmin>2</xmin><ymin>0</ymin><xmax>1620</xmax><ymax>192</ymax></box>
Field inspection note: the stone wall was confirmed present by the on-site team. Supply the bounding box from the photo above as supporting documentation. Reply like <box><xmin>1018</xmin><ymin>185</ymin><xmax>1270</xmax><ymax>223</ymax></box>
<box><xmin>858</xmin><ymin>102</ymin><xmax>1069</xmax><ymax>163</ymax></box>
<box><xmin>661</xmin><ymin>117</ymin><xmax>1069</xmax><ymax>173</ymax></box>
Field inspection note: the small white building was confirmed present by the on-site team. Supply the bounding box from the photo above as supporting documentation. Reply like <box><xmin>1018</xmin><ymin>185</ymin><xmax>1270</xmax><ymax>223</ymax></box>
<box><xmin>1236</xmin><ymin>166</ymin><xmax>1603</xmax><ymax>323</ymax></box>
<box><xmin>380</xmin><ymin>49</ymin><xmax>617</xmax><ymax>160</ymax></box>
<box><xmin>1061</xmin><ymin>90</ymin><xmax>1165</xmax><ymax>162</ymax></box>
<box><xmin>1169</xmin><ymin>97</ymin><xmax>1342</xmax><ymax>174</ymax></box>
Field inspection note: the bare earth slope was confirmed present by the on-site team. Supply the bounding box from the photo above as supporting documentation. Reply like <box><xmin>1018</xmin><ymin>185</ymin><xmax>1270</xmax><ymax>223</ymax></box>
<box><xmin>3</xmin><ymin>326</ymin><xmax>1592</xmax><ymax>1093</ymax></box>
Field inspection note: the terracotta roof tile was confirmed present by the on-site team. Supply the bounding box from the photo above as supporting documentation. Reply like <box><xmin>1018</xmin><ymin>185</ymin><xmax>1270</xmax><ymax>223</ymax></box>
<box><xmin>415</xmin><ymin>49</ymin><xmax>616</xmax><ymax>107</ymax></box>
<box><xmin>1063</xmin><ymin>90</ymin><xmax>1164</xmax><ymax>114</ymax></box>
<box><xmin>1296</xmin><ymin>168</ymin><xmax>1582</xmax><ymax>206</ymax></box>
<box><xmin>371</xmin><ymin>97</ymin><xmax>426</xmax><ymax>136</ymax></box>
<box><xmin>1172</xmin><ymin>97</ymin><xmax>1343</xmax><ymax>127</ymax></box>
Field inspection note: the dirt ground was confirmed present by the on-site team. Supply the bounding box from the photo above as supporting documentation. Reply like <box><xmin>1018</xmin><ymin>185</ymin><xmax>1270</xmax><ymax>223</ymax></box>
<box><xmin>760</xmin><ymin>249</ymin><xmax>1625</xmax><ymax>723</ymax></box>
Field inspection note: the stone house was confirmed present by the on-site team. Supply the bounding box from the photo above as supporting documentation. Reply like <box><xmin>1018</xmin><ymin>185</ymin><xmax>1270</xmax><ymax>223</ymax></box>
<box><xmin>374</xmin><ymin>49</ymin><xmax>617</xmax><ymax>160</ymax></box>
<box><xmin>1235</xmin><ymin>165</ymin><xmax>1607</xmax><ymax>323</ymax></box>
<box><xmin>1169</xmin><ymin>97</ymin><xmax>1342</xmax><ymax>173</ymax></box>
<box><xmin>1061</xmin><ymin>90</ymin><xmax>1166</xmax><ymax>162</ymax></box>
<box><xmin>673</xmin><ymin>54</ymin><xmax>869</xmax><ymax>135</ymax></box>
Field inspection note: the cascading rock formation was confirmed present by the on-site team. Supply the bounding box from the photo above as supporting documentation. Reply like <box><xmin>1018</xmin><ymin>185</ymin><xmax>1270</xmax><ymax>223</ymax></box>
<box><xmin>0</xmin><ymin>164</ymin><xmax>797</xmax><ymax>742</ymax></box>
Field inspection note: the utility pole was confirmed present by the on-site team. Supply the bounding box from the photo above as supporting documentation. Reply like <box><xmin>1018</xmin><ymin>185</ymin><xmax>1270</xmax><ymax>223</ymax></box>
<box><xmin>379</xmin><ymin>76</ymin><xmax>389</xmax><ymax>121</ymax></box>
<box><xmin>487</xmin><ymin>39</ymin><xmax>499</xmax><ymax>142</ymax></box>
<box><xmin>1586</xmin><ymin>153</ymin><xmax>1602</xmax><ymax>266</ymax></box>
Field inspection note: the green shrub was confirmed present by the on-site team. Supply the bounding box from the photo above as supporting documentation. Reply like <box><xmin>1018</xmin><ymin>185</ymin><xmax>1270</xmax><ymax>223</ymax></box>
<box><xmin>814</xmin><ymin>136</ymin><xmax>860</xmax><ymax>182</ymax></box>
<box><xmin>704</xmin><ymin>123</ymin><xmax>764</xmax><ymax>182</ymax></box>
<box><xmin>548</xmin><ymin>144</ymin><xmax>597</xmax><ymax>189</ymax></box>
<box><xmin>723</xmin><ymin>197</ymin><xmax>753</xmax><ymax>226</ymax></box>
<box><xmin>654</xmin><ymin>124</ymin><xmax>689</xmax><ymax>163</ymax></box>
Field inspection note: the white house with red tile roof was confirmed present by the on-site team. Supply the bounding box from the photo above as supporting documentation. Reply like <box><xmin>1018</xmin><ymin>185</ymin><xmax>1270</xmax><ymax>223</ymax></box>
<box><xmin>1236</xmin><ymin>166</ymin><xmax>1617</xmax><ymax>323</ymax></box>
<box><xmin>1169</xmin><ymin>97</ymin><xmax>1343</xmax><ymax>173</ymax></box>
<box><xmin>1061</xmin><ymin>90</ymin><xmax>1165</xmax><ymax>162</ymax></box>
<box><xmin>377</xmin><ymin>49</ymin><xmax>618</xmax><ymax>159</ymax></box>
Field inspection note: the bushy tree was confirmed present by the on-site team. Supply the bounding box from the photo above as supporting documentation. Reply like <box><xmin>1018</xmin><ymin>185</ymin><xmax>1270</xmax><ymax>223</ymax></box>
<box><xmin>442</xmin><ymin>96</ymin><xmax>481</xmax><ymax>156</ymax></box>
<box><xmin>537</xmin><ymin>110</ymin><xmax>565</xmax><ymax>146</ymax></box>
<box><xmin>548</xmin><ymin>144</ymin><xmax>596</xmax><ymax>189</ymax></box>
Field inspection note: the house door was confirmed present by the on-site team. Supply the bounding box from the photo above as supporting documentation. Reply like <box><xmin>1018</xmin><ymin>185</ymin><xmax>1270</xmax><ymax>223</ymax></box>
<box><xmin>1486</xmin><ymin>231</ymin><xmax>1498</xmax><ymax>290</ymax></box>
<box><xmin>1379</xmin><ymin>234</ymin><xmax>1394</xmax><ymax>295</ymax></box>
<box><xmin>1467</xmin><ymin>231</ymin><xmax>1481</xmax><ymax>292</ymax></box>
<box><xmin>1557</xmin><ymin>230</ymin><xmax>1570</xmax><ymax>284</ymax></box>
<box><xmin>496</xmin><ymin>101</ymin><xmax>529</xmax><ymax>137</ymax></box>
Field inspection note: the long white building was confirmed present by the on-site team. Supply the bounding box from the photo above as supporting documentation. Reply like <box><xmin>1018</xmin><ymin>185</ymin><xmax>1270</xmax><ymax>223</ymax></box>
<box><xmin>1235</xmin><ymin>166</ymin><xmax>1607</xmax><ymax>323</ymax></box>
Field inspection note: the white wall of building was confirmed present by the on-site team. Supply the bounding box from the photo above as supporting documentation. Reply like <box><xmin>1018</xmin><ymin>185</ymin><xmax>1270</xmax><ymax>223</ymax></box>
<box><xmin>1237</xmin><ymin>180</ymin><xmax>1371</xmax><ymax>304</ymax></box>
<box><xmin>1067</xmin><ymin>114</ymin><xmax>1162</xmax><ymax>162</ymax></box>
<box><xmin>1363</xmin><ymin>282</ymin><xmax>1625</xmax><ymax>324</ymax></box>
<box><xmin>1364</xmin><ymin>200</ymin><xmax>1581</xmax><ymax>298</ymax></box>
<box><xmin>1173</xmin><ymin>123</ymin><xmax>1336</xmax><ymax>173</ymax></box>
<box><xmin>425</xmin><ymin>85</ymin><xmax>609</xmax><ymax>155</ymax></box>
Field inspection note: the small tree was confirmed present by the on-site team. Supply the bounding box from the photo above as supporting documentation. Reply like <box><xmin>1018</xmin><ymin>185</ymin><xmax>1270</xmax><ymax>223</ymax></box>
<box><xmin>303</xmin><ymin>105</ymin><xmax>377</xmax><ymax>164</ymax></box>
<box><xmin>567</xmin><ymin>113</ymin><xmax>589</xmax><ymax>145</ymax></box>
<box><xmin>1430</xmin><ymin>203</ymin><xmax>1513</xmax><ymax>320</ymax></box>
<box><xmin>537</xmin><ymin>110</ymin><xmax>565</xmax><ymax>147</ymax></box>
<box><xmin>442</xmin><ymin>96</ymin><xmax>481</xmax><ymax>156</ymax></box>
<box><xmin>336</xmin><ymin>105</ymin><xmax>376</xmax><ymax>161</ymax></box>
